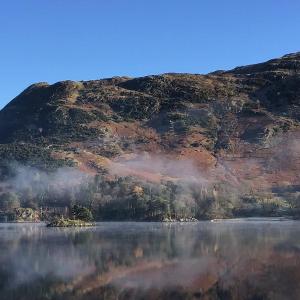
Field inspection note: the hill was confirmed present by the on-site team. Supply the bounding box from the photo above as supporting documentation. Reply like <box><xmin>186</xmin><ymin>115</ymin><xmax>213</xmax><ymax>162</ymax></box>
<box><xmin>1</xmin><ymin>52</ymin><xmax>300</xmax><ymax>220</ymax></box>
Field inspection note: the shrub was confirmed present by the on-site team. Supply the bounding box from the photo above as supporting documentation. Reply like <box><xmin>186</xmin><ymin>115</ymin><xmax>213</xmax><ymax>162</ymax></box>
<box><xmin>72</xmin><ymin>205</ymin><xmax>93</xmax><ymax>221</ymax></box>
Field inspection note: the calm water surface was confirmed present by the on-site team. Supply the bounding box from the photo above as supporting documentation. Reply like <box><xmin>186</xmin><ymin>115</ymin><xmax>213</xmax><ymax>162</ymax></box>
<box><xmin>0</xmin><ymin>220</ymin><xmax>300</xmax><ymax>300</ymax></box>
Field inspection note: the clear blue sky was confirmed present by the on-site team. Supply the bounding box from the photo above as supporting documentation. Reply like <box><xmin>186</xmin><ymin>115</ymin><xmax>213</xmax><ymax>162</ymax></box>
<box><xmin>1</xmin><ymin>0</ymin><xmax>299</xmax><ymax>108</ymax></box>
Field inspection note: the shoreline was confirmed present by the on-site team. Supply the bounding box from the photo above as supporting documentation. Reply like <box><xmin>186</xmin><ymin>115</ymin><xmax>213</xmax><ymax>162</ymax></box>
<box><xmin>0</xmin><ymin>216</ymin><xmax>299</xmax><ymax>225</ymax></box>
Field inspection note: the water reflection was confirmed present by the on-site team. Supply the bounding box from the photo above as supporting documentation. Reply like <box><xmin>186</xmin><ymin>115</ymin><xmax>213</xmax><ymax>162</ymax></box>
<box><xmin>0</xmin><ymin>221</ymin><xmax>300</xmax><ymax>299</ymax></box>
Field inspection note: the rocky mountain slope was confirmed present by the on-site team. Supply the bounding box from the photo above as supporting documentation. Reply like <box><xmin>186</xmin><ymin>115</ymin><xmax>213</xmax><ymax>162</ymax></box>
<box><xmin>1</xmin><ymin>52</ymin><xmax>300</xmax><ymax>219</ymax></box>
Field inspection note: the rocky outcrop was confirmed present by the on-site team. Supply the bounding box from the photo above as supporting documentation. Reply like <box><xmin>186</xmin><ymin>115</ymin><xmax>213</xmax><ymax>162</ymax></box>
<box><xmin>14</xmin><ymin>208</ymin><xmax>40</xmax><ymax>222</ymax></box>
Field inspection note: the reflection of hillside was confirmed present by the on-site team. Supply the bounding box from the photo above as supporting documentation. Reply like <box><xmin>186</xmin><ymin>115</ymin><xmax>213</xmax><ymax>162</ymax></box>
<box><xmin>0</xmin><ymin>222</ymin><xmax>300</xmax><ymax>299</ymax></box>
<box><xmin>47</xmin><ymin>247</ymin><xmax>300</xmax><ymax>300</ymax></box>
<box><xmin>58</xmin><ymin>245</ymin><xmax>300</xmax><ymax>300</ymax></box>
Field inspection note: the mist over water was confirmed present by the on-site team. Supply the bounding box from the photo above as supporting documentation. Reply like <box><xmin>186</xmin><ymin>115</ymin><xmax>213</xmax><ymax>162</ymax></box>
<box><xmin>1</xmin><ymin>221</ymin><xmax>300</xmax><ymax>300</ymax></box>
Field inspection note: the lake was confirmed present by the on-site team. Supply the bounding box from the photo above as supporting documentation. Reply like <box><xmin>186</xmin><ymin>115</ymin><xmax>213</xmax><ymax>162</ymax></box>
<box><xmin>0</xmin><ymin>220</ymin><xmax>300</xmax><ymax>300</ymax></box>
